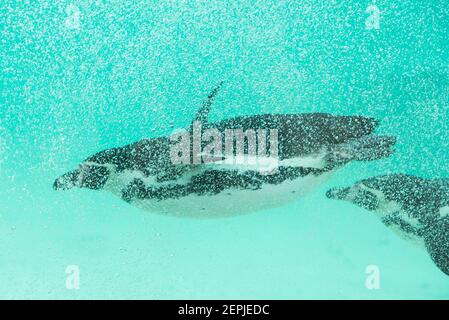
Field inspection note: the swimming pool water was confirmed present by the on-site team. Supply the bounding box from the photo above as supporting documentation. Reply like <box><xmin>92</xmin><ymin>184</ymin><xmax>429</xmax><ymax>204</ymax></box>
<box><xmin>1</xmin><ymin>0</ymin><xmax>448</xmax><ymax>299</ymax></box>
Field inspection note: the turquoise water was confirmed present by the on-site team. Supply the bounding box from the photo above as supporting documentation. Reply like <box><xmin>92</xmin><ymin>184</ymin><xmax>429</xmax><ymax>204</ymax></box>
<box><xmin>1</xmin><ymin>0</ymin><xmax>448</xmax><ymax>299</ymax></box>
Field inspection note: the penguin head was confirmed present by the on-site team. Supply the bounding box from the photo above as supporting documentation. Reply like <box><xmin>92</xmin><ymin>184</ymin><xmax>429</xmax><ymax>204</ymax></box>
<box><xmin>326</xmin><ymin>178</ymin><xmax>384</xmax><ymax>211</ymax></box>
<box><xmin>53</xmin><ymin>162</ymin><xmax>111</xmax><ymax>191</ymax></box>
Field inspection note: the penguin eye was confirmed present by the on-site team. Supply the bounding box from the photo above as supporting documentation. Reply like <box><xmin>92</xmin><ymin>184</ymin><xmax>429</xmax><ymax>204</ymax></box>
<box><xmin>362</xmin><ymin>179</ymin><xmax>382</xmax><ymax>191</ymax></box>
<box><xmin>79</xmin><ymin>165</ymin><xmax>110</xmax><ymax>190</ymax></box>
<box><xmin>354</xmin><ymin>190</ymin><xmax>379</xmax><ymax>211</ymax></box>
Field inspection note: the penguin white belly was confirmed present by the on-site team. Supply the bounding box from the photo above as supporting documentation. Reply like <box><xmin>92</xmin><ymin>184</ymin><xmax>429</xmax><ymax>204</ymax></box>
<box><xmin>377</xmin><ymin>204</ymin><xmax>425</xmax><ymax>247</ymax></box>
<box><xmin>385</xmin><ymin>214</ymin><xmax>425</xmax><ymax>248</ymax></box>
<box><xmin>357</xmin><ymin>186</ymin><xmax>425</xmax><ymax>246</ymax></box>
<box><xmin>106</xmin><ymin>170</ymin><xmax>335</xmax><ymax>218</ymax></box>
<box><xmin>439</xmin><ymin>206</ymin><xmax>449</xmax><ymax>218</ymax></box>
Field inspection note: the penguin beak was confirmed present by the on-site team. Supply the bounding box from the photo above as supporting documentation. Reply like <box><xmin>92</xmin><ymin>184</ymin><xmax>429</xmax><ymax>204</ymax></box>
<box><xmin>326</xmin><ymin>187</ymin><xmax>351</xmax><ymax>200</ymax></box>
<box><xmin>53</xmin><ymin>169</ymin><xmax>80</xmax><ymax>190</ymax></box>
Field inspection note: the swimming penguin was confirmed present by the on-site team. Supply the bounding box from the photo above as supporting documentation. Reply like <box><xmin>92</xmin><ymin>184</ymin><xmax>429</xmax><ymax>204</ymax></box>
<box><xmin>326</xmin><ymin>174</ymin><xmax>449</xmax><ymax>276</ymax></box>
<box><xmin>54</xmin><ymin>83</ymin><xmax>396</xmax><ymax>217</ymax></box>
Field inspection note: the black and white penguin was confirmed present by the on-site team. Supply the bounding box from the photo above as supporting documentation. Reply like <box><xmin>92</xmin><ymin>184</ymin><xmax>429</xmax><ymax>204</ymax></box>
<box><xmin>326</xmin><ymin>174</ymin><xmax>449</xmax><ymax>276</ymax></box>
<box><xmin>54</xmin><ymin>83</ymin><xmax>396</xmax><ymax>217</ymax></box>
